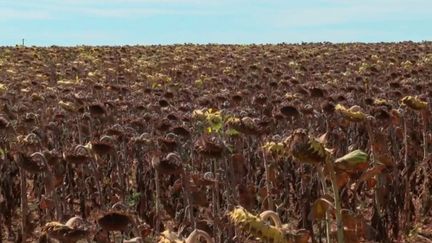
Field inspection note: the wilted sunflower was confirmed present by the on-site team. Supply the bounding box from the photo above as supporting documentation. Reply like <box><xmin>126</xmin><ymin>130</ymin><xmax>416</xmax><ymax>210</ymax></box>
<box><xmin>151</xmin><ymin>152</ymin><xmax>183</xmax><ymax>176</ymax></box>
<box><xmin>226</xmin><ymin>116</ymin><xmax>260</xmax><ymax>135</ymax></box>
<box><xmin>88</xmin><ymin>103</ymin><xmax>106</xmax><ymax>116</ymax></box>
<box><xmin>194</xmin><ymin>135</ymin><xmax>224</xmax><ymax>158</ymax></box>
<box><xmin>58</xmin><ymin>100</ymin><xmax>76</xmax><ymax>112</ymax></box>
<box><xmin>280</xmin><ymin>104</ymin><xmax>300</xmax><ymax>117</ymax></box>
<box><xmin>262</xmin><ymin>141</ymin><xmax>285</xmax><ymax>156</ymax></box>
<box><xmin>284</xmin><ymin>129</ymin><xmax>329</xmax><ymax>164</ymax></box>
<box><xmin>158</xmin><ymin>99</ymin><xmax>170</xmax><ymax>107</ymax></box>
<box><xmin>63</xmin><ymin>152</ymin><xmax>90</xmax><ymax>165</ymax></box>
<box><xmin>0</xmin><ymin>116</ymin><xmax>9</xmax><ymax>129</ymax></box>
<box><xmin>253</xmin><ymin>93</ymin><xmax>267</xmax><ymax>105</ymax></box>
<box><xmin>401</xmin><ymin>96</ymin><xmax>428</xmax><ymax>110</ymax></box>
<box><xmin>157</xmin><ymin>118</ymin><xmax>172</xmax><ymax>132</ymax></box>
<box><xmin>158</xmin><ymin>133</ymin><xmax>178</xmax><ymax>153</ymax></box>
<box><xmin>229</xmin><ymin>206</ymin><xmax>304</xmax><ymax>243</ymax></box>
<box><xmin>42</xmin><ymin>221</ymin><xmax>89</xmax><ymax>243</ymax></box>
<box><xmin>13</xmin><ymin>152</ymin><xmax>45</xmax><ymax>173</ymax></box>
<box><xmin>309</xmin><ymin>87</ymin><xmax>326</xmax><ymax>98</ymax></box>
<box><xmin>335</xmin><ymin>104</ymin><xmax>367</xmax><ymax>122</ymax></box>
<box><xmin>171</xmin><ymin>125</ymin><xmax>191</xmax><ymax>137</ymax></box>
<box><xmin>97</xmin><ymin>211</ymin><xmax>132</xmax><ymax>232</ymax></box>
<box><xmin>90</xmin><ymin>140</ymin><xmax>114</xmax><ymax>156</ymax></box>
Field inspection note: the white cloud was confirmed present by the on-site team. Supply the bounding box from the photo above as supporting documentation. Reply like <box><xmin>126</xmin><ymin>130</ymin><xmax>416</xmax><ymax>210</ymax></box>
<box><xmin>0</xmin><ymin>0</ymin><xmax>235</xmax><ymax>20</ymax></box>
<box><xmin>268</xmin><ymin>1</ymin><xmax>432</xmax><ymax>28</ymax></box>
<box><xmin>0</xmin><ymin>8</ymin><xmax>52</xmax><ymax>20</ymax></box>
<box><xmin>80</xmin><ymin>8</ymin><xmax>173</xmax><ymax>18</ymax></box>
<box><xmin>78</xmin><ymin>7</ymin><xmax>224</xmax><ymax>18</ymax></box>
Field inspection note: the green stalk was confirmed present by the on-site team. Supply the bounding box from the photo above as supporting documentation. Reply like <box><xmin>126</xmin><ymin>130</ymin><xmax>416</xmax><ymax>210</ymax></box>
<box><xmin>318</xmin><ymin>168</ymin><xmax>331</xmax><ymax>242</ymax></box>
<box><xmin>325</xmin><ymin>157</ymin><xmax>344</xmax><ymax>243</ymax></box>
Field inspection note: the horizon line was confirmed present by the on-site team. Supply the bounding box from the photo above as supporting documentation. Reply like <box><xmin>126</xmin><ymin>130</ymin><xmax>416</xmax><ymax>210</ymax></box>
<box><xmin>2</xmin><ymin>40</ymin><xmax>431</xmax><ymax>48</ymax></box>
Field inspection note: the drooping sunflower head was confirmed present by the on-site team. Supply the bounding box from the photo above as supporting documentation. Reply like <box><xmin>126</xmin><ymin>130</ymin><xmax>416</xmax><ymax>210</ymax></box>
<box><xmin>401</xmin><ymin>96</ymin><xmax>428</xmax><ymax>110</ymax></box>
<box><xmin>229</xmin><ymin>206</ymin><xmax>288</xmax><ymax>243</ymax></box>
<box><xmin>335</xmin><ymin>104</ymin><xmax>366</xmax><ymax>122</ymax></box>
<box><xmin>285</xmin><ymin>129</ymin><xmax>328</xmax><ymax>164</ymax></box>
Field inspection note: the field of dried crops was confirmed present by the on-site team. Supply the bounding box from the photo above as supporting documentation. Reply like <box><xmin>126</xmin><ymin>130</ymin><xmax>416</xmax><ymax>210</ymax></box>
<box><xmin>1</xmin><ymin>42</ymin><xmax>432</xmax><ymax>242</ymax></box>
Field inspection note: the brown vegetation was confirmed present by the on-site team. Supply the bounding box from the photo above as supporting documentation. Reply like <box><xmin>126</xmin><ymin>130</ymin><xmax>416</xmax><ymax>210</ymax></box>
<box><xmin>1</xmin><ymin>42</ymin><xmax>432</xmax><ymax>242</ymax></box>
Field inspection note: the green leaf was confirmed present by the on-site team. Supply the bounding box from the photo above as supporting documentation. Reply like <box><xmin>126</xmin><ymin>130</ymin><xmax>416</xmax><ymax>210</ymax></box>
<box><xmin>195</xmin><ymin>79</ymin><xmax>204</xmax><ymax>87</ymax></box>
<box><xmin>127</xmin><ymin>192</ymin><xmax>141</xmax><ymax>207</ymax></box>
<box><xmin>0</xmin><ymin>147</ymin><xmax>5</xmax><ymax>160</ymax></box>
<box><xmin>335</xmin><ymin>149</ymin><xmax>368</xmax><ymax>171</ymax></box>
<box><xmin>0</xmin><ymin>83</ymin><xmax>7</xmax><ymax>93</ymax></box>
<box><xmin>226</xmin><ymin>128</ymin><xmax>240</xmax><ymax>137</ymax></box>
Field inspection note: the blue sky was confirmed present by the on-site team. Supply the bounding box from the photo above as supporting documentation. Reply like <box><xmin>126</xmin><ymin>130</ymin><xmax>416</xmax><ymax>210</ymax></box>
<box><xmin>0</xmin><ymin>0</ymin><xmax>431</xmax><ymax>46</ymax></box>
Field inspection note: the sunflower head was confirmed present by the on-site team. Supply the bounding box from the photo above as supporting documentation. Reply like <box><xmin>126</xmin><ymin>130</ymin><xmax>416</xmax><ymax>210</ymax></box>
<box><xmin>285</xmin><ymin>129</ymin><xmax>329</xmax><ymax>164</ymax></box>
<box><xmin>401</xmin><ymin>96</ymin><xmax>428</xmax><ymax>110</ymax></box>
<box><xmin>335</xmin><ymin>104</ymin><xmax>366</xmax><ymax>122</ymax></box>
<box><xmin>229</xmin><ymin>206</ymin><xmax>288</xmax><ymax>243</ymax></box>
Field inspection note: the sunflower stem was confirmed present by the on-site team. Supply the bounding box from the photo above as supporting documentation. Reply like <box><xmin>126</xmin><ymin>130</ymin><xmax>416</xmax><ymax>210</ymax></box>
<box><xmin>262</xmin><ymin>147</ymin><xmax>274</xmax><ymax>211</ymax></box>
<box><xmin>318</xmin><ymin>168</ymin><xmax>331</xmax><ymax>243</ymax></box>
<box><xmin>154</xmin><ymin>168</ymin><xmax>161</xmax><ymax>234</ymax></box>
<box><xmin>420</xmin><ymin>110</ymin><xmax>430</xmax><ymax>216</ymax></box>
<box><xmin>401</xmin><ymin>110</ymin><xmax>412</xmax><ymax>230</ymax></box>
<box><xmin>365</xmin><ymin>119</ymin><xmax>383</xmax><ymax>216</ymax></box>
<box><xmin>421</xmin><ymin>110</ymin><xmax>429</xmax><ymax>161</ymax></box>
<box><xmin>325</xmin><ymin>157</ymin><xmax>344</xmax><ymax>243</ymax></box>
<box><xmin>211</xmin><ymin>158</ymin><xmax>221</xmax><ymax>243</ymax></box>
<box><xmin>181</xmin><ymin>172</ymin><xmax>194</xmax><ymax>226</ymax></box>
<box><xmin>20</xmin><ymin>168</ymin><xmax>27</xmax><ymax>242</ymax></box>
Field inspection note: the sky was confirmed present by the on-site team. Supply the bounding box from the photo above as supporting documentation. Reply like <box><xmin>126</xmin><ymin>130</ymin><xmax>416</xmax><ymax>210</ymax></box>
<box><xmin>0</xmin><ymin>0</ymin><xmax>431</xmax><ymax>46</ymax></box>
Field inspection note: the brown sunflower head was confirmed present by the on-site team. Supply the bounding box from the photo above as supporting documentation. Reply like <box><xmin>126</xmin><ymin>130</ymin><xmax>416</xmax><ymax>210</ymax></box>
<box><xmin>63</xmin><ymin>152</ymin><xmax>90</xmax><ymax>165</ymax></box>
<box><xmin>158</xmin><ymin>99</ymin><xmax>170</xmax><ymax>108</ymax></box>
<box><xmin>97</xmin><ymin>211</ymin><xmax>132</xmax><ymax>232</ymax></box>
<box><xmin>226</xmin><ymin>116</ymin><xmax>260</xmax><ymax>135</ymax></box>
<box><xmin>171</xmin><ymin>125</ymin><xmax>191</xmax><ymax>138</ymax></box>
<box><xmin>158</xmin><ymin>133</ymin><xmax>178</xmax><ymax>153</ymax></box>
<box><xmin>90</xmin><ymin>140</ymin><xmax>114</xmax><ymax>156</ymax></box>
<box><xmin>285</xmin><ymin>129</ymin><xmax>329</xmax><ymax>164</ymax></box>
<box><xmin>253</xmin><ymin>93</ymin><xmax>267</xmax><ymax>105</ymax></box>
<box><xmin>42</xmin><ymin>221</ymin><xmax>89</xmax><ymax>243</ymax></box>
<box><xmin>88</xmin><ymin>103</ymin><xmax>106</xmax><ymax>116</ymax></box>
<box><xmin>194</xmin><ymin>135</ymin><xmax>225</xmax><ymax>158</ymax></box>
<box><xmin>13</xmin><ymin>152</ymin><xmax>45</xmax><ymax>174</ymax></box>
<box><xmin>0</xmin><ymin>116</ymin><xmax>9</xmax><ymax>129</ymax></box>
<box><xmin>152</xmin><ymin>152</ymin><xmax>183</xmax><ymax>175</ymax></box>
<box><xmin>104</xmin><ymin>124</ymin><xmax>124</xmax><ymax>137</ymax></box>
<box><xmin>309</xmin><ymin>87</ymin><xmax>326</xmax><ymax>98</ymax></box>
<box><xmin>280</xmin><ymin>104</ymin><xmax>300</xmax><ymax>117</ymax></box>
